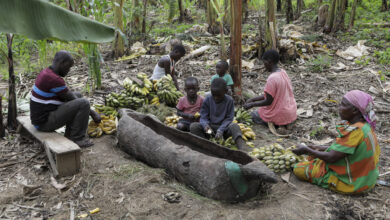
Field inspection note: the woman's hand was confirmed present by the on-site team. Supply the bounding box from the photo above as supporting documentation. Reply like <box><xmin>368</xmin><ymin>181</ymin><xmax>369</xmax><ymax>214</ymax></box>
<box><xmin>243</xmin><ymin>102</ymin><xmax>253</xmax><ymax>110</ymax></box>
<box><xmin>292</xmin><ymin>144</ymin><xmax>310</xmax><ymax>155</ymax></box>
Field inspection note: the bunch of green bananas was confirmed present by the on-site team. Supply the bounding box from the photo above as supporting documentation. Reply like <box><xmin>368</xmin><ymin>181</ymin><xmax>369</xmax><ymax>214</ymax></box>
<box><xmin>210</xmin><ymin>136</ymin><xmax>238</xmax><ymax>150</ymax></box>
<box><xmin>157</xmin><ymin>89</ymin><xmax>182</xmax><ymax>107</ymax></box>
<box><xmin>94</xmin><ymin>104</ymin><xmax>117</xmax><ymax>116</ymax></box>
<box><xmin>154</xmin><ymin>75</ymin><xmax>183</xmax><ymax>107</ymax></box>
<box><xmin>150</xmin><ymin>96</ymin><xmax>160</xmax><ymax>106</ymax></box>
<box><xmin>106</xmin><ymin>92</ymin><xmax>146</xmax><ymax>109</ymax></box>
<box><xmin>249</xmin><ymin>143</ymin><xmax>305</xmax><ymax>174</ymax></box>
<box><xmin>123</xmin><ymin>73</ymin><xmax>153</xmax><ymax>96</ymax></box>
<box><xmin>234</xmin><ymin>108</ymin><xmax>253</xmax><ymax>126</ymax></box>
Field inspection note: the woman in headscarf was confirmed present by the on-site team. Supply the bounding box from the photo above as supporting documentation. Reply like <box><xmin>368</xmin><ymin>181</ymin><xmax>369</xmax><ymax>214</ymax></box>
<box><xmin>292</xmin><ymin>90</ymin><xmax>380</xmax><ymax>194</ymax></box>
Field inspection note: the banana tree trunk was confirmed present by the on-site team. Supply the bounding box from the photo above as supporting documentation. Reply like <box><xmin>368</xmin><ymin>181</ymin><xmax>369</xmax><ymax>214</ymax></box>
<box><xmin>324</xmin><ymin>0</ymin><xmax>337</xmax><ymax>33</ymax></box>
<box><xmin>133</xmin><ymin>0</ymin><xmax>142</xmax><ymax>35</ymax></box>
<box><xmin>178</xmin><ymin>0</ymin><xmax>184</xmax><ymax>22</ymax></box>
<box><xmin>142</xmin><ymin>0</ymin><xmax>148</xmax><ymax>33</ymax></box>
<box><xmin>332</xmin><ymin>0</ymin><xmax>347</xmax><ymax>33</ymax></box>
<box><xmin>230</xmin><ymin>0</ymin><xmax>242</xmax><ymax>97</ymax></box>
<box><xmin>286</xmin><ymin>0</ymin><xmax>294</xmax><ymax>23</ymax></box>
<box><xmin>381</xmin><ymin>0</ymin><xmax>388</xmax><ymax>11</ymax></box>
<box><xmin>277</xmin><ymin>0</ymin><xmax>282</xmax><ymax>12</ymax></box>
<box><xmin>257</xmin><ymin>9</ymin><xmax>264</xmax><ymax>59</ymax></box>
<box><xmin>242</xmin><ymin>0</ymin><xmax>248</xmax><ymax>22</ymax></box>
<box><xmin>296</xmin><ymin>0</ymin><xmax>303</xmax><ymax>19</ymax></box>
<box><xmin>113</xmin><ymin>0</ymin><xmax>125</xmax><ymax>58</ymax></box>
<box><xmin>6</xmin><ymin>34</ymin><xmax>17</xmax><ymax>131</ymax></box>
<box><xmin>0</xmin><ymin>95</ymin><xmax>4</xmax><ymax>138</ymax></box>
<box><xmin>207</xmin><ymin>0</ymin><xmax>219</xmax><ymax>34</ymax></box>
<box><xmin>265</xmin><ymin>0</ymin><xmax>277</xmax><ymax>50</ymax></box>
<box><xmin>349</xmin><ymin>0</ymin><xmax>358</xmax><ymax>30</ymax></box>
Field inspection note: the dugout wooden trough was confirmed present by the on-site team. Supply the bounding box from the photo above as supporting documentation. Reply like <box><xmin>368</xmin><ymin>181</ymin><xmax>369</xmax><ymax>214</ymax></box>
<box><xmin>117</xmin><ymin>109</ymin><xmax>278</xmax><ymax>201</ymax></box>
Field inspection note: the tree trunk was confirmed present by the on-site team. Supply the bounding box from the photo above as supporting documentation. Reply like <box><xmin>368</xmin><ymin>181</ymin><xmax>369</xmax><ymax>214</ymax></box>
<box><xmin>277</xmin><ymin>0</ymin><xmax>282</xmax><ymax>12</ymax></box>
<box><xmin>332</xmin><ymin>0</ymin><xmax>346</xmax><ymax>33</ymax></box>
<box><xmin>223</xmin><ymin>0</ymin><xmax>231</xmax><ymax>28</ymax></box>
<box><xmin>324</xmin><ymin>0</ymin><xmax>337</xmax><ymax>33</ymax></box>
<box><xmin>242</xmin><ymin>0</ymin><xmax>249</xmax><ymax>22</ymax></box>
<box><xmin>142</xmin><ymin>0</ymin><xmax>148</xmax><ymax>33</ymax></box>
<box><xmin>178</xmin><ymin>0</ymin><xmax>184</xmax><ymax>22</ymax></box>
<box><xmin>258</xmin><ymin>9</ymin><xmax>264</xmax><ymax>59</ymax></box>
<box><xmin>0</xmin><ymin>96</ymin><xmax>4</xmax><ymax>138</ymax></box>
<box><xmin>318</xmin><ymin>0</ymin><xmax>323</xmax><ymax>8</ymax></box>
<box><xmin>230</xmin><ymin>0</ymin><xmax>242</xmax><ymax>97</ymax></box>
<box><xmin>381</xmin><ymin>0</ymin><xmax>388</xmax><ymax>11</ymax></box>
<box><xmin>349</xmin><ymin>0</ymin><xmax>357</xmax><ymax>30</ymax></box>
<box><xmin>133</xmin><ymin>0</ymin><xmax>141</xmax><ymax>35</ymax></box>
<box><xmin>296</xmin><ymin>0</ymin><xmax>303</xmax><ymax>19</ymax></box>
<box><xmin>6</xmin><ymin>34</ymin><xmax>17</xmax><ymax>131</ymax></box>
<box><xmin>265</xmin><ymin>0</ymin><xmax>277</xmax><ymax>50</ymax></box>
<box><xmin>286</xmin><ymin>0</ymin><xmax>294</xmax><ymax>24</ymax></box>
<box><xmin>113</xmin><ymin>0</ymin><xmax>125</xmax><ymax>58</ymax></box>
<box><xmin>207</xmin><ymin>0</ymin><xmax>219</xmax><ymax>34</ymax></box>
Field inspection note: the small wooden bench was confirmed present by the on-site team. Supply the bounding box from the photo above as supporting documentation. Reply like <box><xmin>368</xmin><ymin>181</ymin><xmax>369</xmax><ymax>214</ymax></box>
<box><xmin>17</xmin><ymin>116</ymin><xmax>81</xmax><ymax>177</ymax></box>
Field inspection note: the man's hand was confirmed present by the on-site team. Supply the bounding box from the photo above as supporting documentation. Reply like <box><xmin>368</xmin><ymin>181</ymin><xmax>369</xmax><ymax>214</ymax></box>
<box><xmin>215</xmin><ymin>130</ymin><xmax>224</xmax><ymax>140</ymax></box>
<box><xmin>243</xmin><ymin>102</ymin><xmax>253</xmax><ymax>110</ymax></box>
<box><xmin>292</xmin><ymin>144</ymin><xmax>309</xmax><ymax>155</ymax></box>
<box><xmin>90</xmin><ymin>110</ymin><xmax>101</xmax><ymax>123</ymax></box>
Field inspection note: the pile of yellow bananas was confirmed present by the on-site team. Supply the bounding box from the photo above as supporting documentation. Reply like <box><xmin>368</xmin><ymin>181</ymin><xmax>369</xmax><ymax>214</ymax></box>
<box><xmin>237</xmin><ymin>123</ymin><xmax>256</xmax><ymax>141</ymax></box>
<box><xmin>88</xmin><ymin>115</ymin><xmax>117</xmax><ymax>138</ymax></box>
<box><xmin>164</xmin><ymin>115</ymin><xmax>180</xmax><ymax>127</ymax></box>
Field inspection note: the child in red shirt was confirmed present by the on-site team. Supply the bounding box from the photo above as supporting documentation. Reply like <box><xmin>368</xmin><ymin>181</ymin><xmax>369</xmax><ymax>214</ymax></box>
<box><xmin>176</xmin><ymin>77</ymin><xmax>204</xmax><ymax>131</ymax></box>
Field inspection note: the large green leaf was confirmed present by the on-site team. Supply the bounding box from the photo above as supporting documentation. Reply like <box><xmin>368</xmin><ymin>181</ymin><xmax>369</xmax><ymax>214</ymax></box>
<box><xmin>0</xmin><ymin>0</ymin><xmax>116</xmax><ymax>43</ymax></box>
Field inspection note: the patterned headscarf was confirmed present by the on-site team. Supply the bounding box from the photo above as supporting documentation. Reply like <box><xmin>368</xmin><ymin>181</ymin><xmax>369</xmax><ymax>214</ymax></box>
<box><xmin>344</xmin><ymin>90</ymin><xmax>376</xmax><ymax>129</ymax></box>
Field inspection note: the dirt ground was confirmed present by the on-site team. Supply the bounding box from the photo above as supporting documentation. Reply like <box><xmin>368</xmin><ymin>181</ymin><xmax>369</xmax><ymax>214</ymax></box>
<box><xmin>1</xmin><ymin>13</ymin><xmax>390</xmax><ymax>220</ymax></box>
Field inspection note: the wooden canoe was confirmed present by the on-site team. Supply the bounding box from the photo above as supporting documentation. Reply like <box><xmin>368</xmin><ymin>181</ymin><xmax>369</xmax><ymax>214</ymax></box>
<box><xmin>117</xmin><ymin>109</ymin><xmax>277</xmax><ymax>201</ymax></box>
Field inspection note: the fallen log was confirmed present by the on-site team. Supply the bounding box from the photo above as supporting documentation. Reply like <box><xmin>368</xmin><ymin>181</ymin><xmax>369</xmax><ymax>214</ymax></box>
<box><xmin>179</xmin><ymin>45</ymin><xmax>211</xmax><ymax>62</ymax></box>
<box><xmin>117</xmin><ymin>109</ymin><xmax>277</xmax><ymax>201</ymax></box>
<box><xmin>359</xmin><ymin>22</ymin><xmax>390</xmax><ymax>28</ymax></box>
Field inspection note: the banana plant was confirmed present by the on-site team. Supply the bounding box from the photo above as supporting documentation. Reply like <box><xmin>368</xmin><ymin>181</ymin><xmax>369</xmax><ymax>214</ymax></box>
<box><xmin>0</xmin><ymin>0</ymin><xmax>117</xmax><ymax>130</ymax></box>
<box><xmin>211</xmin><ymin>0</ymin><xmax>229</xmax><ymax>60</ymax></box>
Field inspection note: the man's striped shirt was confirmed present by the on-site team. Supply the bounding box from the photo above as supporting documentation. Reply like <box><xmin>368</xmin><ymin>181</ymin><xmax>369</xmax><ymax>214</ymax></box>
<box><xmin>30</xmin><ymin>67</ymin><xmax>68</xmax><ymax>125</ymax></box>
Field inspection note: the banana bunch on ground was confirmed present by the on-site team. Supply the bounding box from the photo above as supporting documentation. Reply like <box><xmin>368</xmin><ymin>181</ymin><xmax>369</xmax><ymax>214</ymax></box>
<box><xmin>249</xmin><ymin>143</ymin><xmax>305</xmax><ymax>174</ymax></box>
<box><xmin>150</xmin><ymin>96</ymin><xmax>160</xmax><ymax>106</ymax></box>
<box><xmin>157</xmin><ymin>89</ymin><xmax>183</xmax><ymax>107</ymax></box>
<box><xmin>94</xmin><ymin>104</ymin><xmax>117</xmax><ymax>116</ymax></box>
<box><xmin>88</xmin><ymin>115</ymin><xmax>117</xmax><ymax>138</ymax></box>
<box><xmin>155</xmin><ymin>75</ymin><xmax>183</xmax><ymax>107</ymax></box>
<box><xmin>210</xmin><ymin>137</ymin><xmax>238</xmax><ymax>150</ymax></box>
<box><xmin>237</xmin><ymin>123</ymin><xmax>256</xmax><ymax>141</ymax></box>
<box><xmin>123</xmin><ymin>73</ymin><xmax>153</xmax><ymax>96</ymax></box>
<box><xmin>106</xmin><ymin>92</ymin><xmax>145</xmax><ymax>109</ymax></box>
<box><xmin>137</xmin><ymin>104</ymin><xmax>176</xmax><ymax>122</ymax></box>
<box><xmin>164</xmin><ymin>115</ymin><xmax>180</xmax><ymax>127</ymax></box>
<box><xmin>234</xmin><ymin>108</ymin><xmax>253</xmax><ymax>126</ymax></box>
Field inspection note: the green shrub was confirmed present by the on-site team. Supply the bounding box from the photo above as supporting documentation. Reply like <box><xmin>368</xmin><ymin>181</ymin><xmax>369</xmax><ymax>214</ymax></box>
<box><xmin>306</xmin><ymin>55</ymin><xmax>332</xmax><ymax>72</ymax></box>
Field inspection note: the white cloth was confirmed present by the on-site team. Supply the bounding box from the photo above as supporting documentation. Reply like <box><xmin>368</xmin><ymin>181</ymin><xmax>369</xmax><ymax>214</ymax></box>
<box><xmin>150</xmin><ymin>55</ymin><xmax>175</xmax><ymax>80</ymax></box>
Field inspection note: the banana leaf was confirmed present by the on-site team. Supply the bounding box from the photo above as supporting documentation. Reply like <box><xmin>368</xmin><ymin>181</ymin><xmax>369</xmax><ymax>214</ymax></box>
<box><xmin>0</xmin><ymin>0</ymin><xmax>115</xmax><ymax>43</ymax></box>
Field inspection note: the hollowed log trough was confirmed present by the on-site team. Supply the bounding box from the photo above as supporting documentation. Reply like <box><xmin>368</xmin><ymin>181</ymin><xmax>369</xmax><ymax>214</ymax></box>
<box><xmin>117</xmin><ymin>109</ymin><xmax>277</xmax><ymax>201</ymax></box>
